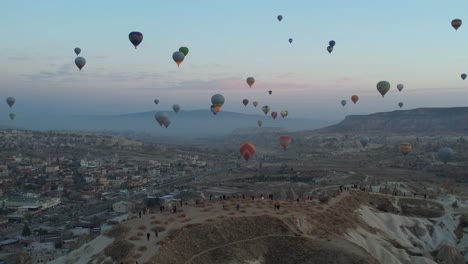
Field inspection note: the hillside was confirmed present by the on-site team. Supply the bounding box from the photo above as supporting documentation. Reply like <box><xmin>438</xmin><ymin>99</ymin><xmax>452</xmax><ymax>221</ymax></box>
<box><xmin>311</xmin><ymin>107</ymin><xmax>468</xmax><ymax>135</ymax></box>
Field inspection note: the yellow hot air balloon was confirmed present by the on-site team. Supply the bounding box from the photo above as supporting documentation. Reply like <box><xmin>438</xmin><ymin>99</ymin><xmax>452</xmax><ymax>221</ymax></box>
<box><xmin>399</xmin><ymin>143</ymin><xmax>412</xmax><ymax>156</ymax></box>
<box><xmin>240</xmin><ymin>142</ymin><xmax>256</xmax><ymax>162</ymax></box>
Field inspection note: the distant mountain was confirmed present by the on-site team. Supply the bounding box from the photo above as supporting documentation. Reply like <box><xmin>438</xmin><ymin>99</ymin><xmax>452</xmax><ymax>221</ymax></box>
<box><xmin>308</xmin><ymin>107</ymin><xmax>468</xmax><ymax>136</ymax></box>
<box><xmin>5</xmin><ymin>110</ymin><xmax>334</xmax><ymax>139</ymax></box>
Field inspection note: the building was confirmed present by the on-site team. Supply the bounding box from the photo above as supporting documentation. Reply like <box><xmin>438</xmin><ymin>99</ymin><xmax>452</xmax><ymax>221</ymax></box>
<box><xmin>112</xmin><ymin>201</ymin><xmax>135</xmax><ymax>213</ymax></box>
<box><xmin>45</xmin><ymin>165</ymin><xmax>59</xmax><ymax>174</ymax></box>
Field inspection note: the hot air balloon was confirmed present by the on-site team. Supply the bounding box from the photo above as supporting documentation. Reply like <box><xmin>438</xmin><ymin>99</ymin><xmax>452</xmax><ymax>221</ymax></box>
<box><xmin>242</xmin><ymin>99</ymin><xmax>249</xmax><ymax>107</ymax></box>
<box><xmin>268</xmin><ymin>90</ymin><xmax>272</xmax><ymax>95</ymax></box>
<box><xmin>173</xmin><ymin>104</ymin><xmax>181</xmax><ymax>113</ymax></box>
<box><xmin>210</xmin><ymin>105</ymin><xmax>217</xmax><ymax>115</ymax></box>
<box><xmin>74</xmin><ymin>47</ymin><xmax>81</xmax><ymax>56</ymax></box>
<box><xmin>280</xmin><ymin>111</ymin><xmax>286</xmax><ymax>118</ymax></box>
<box><xmin>179</xmin><ymin>47</ymin><xmax>189</xmax><ymax>56</ymax></box>
<box><xmin>246</xmin><ymin>77</ymin><xmax>255</xmax><ymax>87</ymax></box>
<box><xmin>289</xmin><ymin>38</ymin><xmax>293</xmax><ymax>44</ymax></box>
<box><xmin>398</xmin><ymin>102</ymin><xmax>404</xmax><ymax>108</ymax></box>
<box><xmin>129</xmin><ymin>31</ymin><xmax>143</xmax><ymax>48</ymax></box>
<box><xmin>360</xmin><ymin>136</ymin><xmax>369</xmax><ymax>148</ymax></box>
<box><xmin>329</xmin><ymin>40</ymin><xmax>336</xmax><ymax>47</ymax></box>
<box><xmin>211</xmin><ymin>94</ymin><xmax>225</xmax><ymax>112</ymax></box>
<box><xmin>271</xmin><ymin>112</ymin><xmax>278</xmax><ymax>120</ymax></box>
<box><xmin>277</xmin><ymin>15</ymin><xmax>283</xmax><ymax>22</ymax></box>
<box><xmin>351</xmin><ymin>95</ymin><xmax>359</xmax><ymax>104</ymax></box>
<box><xmin>262</xmin><ymin>105</ymin><xmax>270</xmax><ymax>115</ymax></box>
<box><xmin>284</xmin><ymin>110</ymin><xmax>289</xmax><ymax>117</ymax></box>
<box><xmin>327</xmin><ymin>46</ymin><xmax>333</xmax><ymax>53</ymax></box>
<box><xmin>172</xmin><ymin>51</ymin><xmax>185</xmax><ymax>67</ymax></box>
<box><xmin>9</xmin><ymin>113</ymin><xmax>15</xmax><ymax>120</ymax></box>
<box><xmin>253</xmin><ymin>101</ymin><xmax>258</xmax><ymax>107</ymax></box>
<box><xmin>399</xmin><ymin>143</ymin><xmax>412</xmax><ymax>156</ymax></box>
<box><xmin>451</xmin><ymin>19</ymin><xmax>462</xmax><ymax>31</ymax></box>
<box><xmin>376</xmin><ymin>81</ymin><xmax>391</xmax><ymax>97</ymax></box>
<box><xmin>75</xmin><ymin>57</ymin><xmax>86</xmax><ymax>70</ymax></box>
<box><xmin>341</xmin><ymin>100</ymin><xmax>347</xmax><ymax>107</ymax></box>
<box><xmin>397</xmin><ymin>84</ymin><xmax>404</xmax><ymax>92</ymax></box>
<box><xmin>279</xmin><ymin>136</ymin><xmax>292</xmax><ymax>151</ymax></box>
<box><xmin>257</xmin><ymin>120</ymin><xmax>263</xmax><ymax>127</ymax></box>
<box><xmin>154</xmin><ymin>99</ymin><xmax>159</xmax><ymax>105</ymax></box>
<box><xmin>163</xmin><ymin>119</ymin><xmax>171</xmax><ymax>128</ymax></box>
<box><xmin>155</xmin><ymin>112</ymin><xmax>169</xmax><ymax>127</ymax></box>
<box><xmin>461</xmin><ymin>73</ymin><xmax>467</xmax><ymax>80</ymax></box>
<box><xmin>6</xmin><ymin>97</ymin><xmax>15</xmax><ymax>108</ymax></box>
<box><xmin>438</xmin><ymin>147</ymin><xmax>454</xmax><ymax>164</ymax></box>
<box><xmin>240</xmin><ymin>142</ymin><xmax>256</xmax><ymax>162</ymax></box>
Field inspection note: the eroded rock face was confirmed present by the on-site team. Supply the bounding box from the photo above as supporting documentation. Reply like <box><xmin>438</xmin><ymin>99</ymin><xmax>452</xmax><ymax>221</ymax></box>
<box><xmin>435</xmin><ymin>245</ymin><xmax>465</xmax><ymax>264</ymax></box>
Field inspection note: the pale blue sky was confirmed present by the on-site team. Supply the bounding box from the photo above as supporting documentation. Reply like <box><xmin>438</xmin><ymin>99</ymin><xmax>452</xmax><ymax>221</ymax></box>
<box><xmin>1</xmin><ymin>0</ymin><xmax>467</xmax><ymax>121</ymax></box>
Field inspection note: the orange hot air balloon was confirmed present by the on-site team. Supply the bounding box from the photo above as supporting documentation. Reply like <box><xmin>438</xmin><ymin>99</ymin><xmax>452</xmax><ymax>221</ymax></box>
<box><xmin>279</xmin><ymin>136</ymin><xmax>292</xmax><ymax>151</ymax></box>
<box><xmin>240</xmin><ymin>142</ymin><xmax>256</xmax><ymax>162</ymax></box>
<box><xmin>399</xmin><ymin>143</ymin><xmax>412</xmax><ymax>156</ymax></box>
<box><xmin>351</xmin><ymin>95</ymin><xmax>359</xmax><ymax>104</ymax></box>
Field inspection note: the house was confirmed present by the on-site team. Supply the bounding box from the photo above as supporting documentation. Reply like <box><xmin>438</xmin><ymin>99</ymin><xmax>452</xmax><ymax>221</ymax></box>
<box><xmin>112</xmin><ymin>201</ymin><xmax>135</xmax><ymax>213</ymax></box>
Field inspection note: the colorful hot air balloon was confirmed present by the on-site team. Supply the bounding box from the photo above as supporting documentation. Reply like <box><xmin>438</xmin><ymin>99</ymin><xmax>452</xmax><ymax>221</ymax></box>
<box><xmin>211</xmin><ymin>94</ymin><xmax>225</xmax><ymax>112</ymax></box>
<box><xmin>398</xmin><ymin>102</ymin><xmax>404</xmax><ymax>108</ymax></box>
<box><xmin>74</xmin><ymin>47</ymin><xmax>81</xmax><ymax>56</ymax></box>
<box><xmin>438</xmin><ymin>147</ymin><xmax>454</xmax><ymax>164</ymax></box>
<box><xmin>240</xmin><ymin>142</ymin><xmax>256</xmax><ymax>162</ymax></box>
<box><xmin>399</xmin><ymin>143</ymin><xmax>412</xmax><ymax>156</ymax></box>
<box><xmin>246</xmin><ymin>77</ymin><xmax>255</xmax><ymax>87</ymax></box>
<box><xmin>155</xmin><ymin>112</ymin><xmax>169</xmax><ymax>127</ymax></box>
<box><xmin>279</xmin><ymin>136</ymin><xmax>291</xmax><ymax>151</ymax></box>
<box><xmin>360</xmin><ymin>136</ymin><xmax>369</xmax><ymax>147</ymax></box>
<box><xmin>376</xmin><ymin>81</ymin><xmax>391</xmax><ymax>97</ymax></box>
<box><xmin>179</xmin><ymin>47</ymin><xmax>189</xmax><ymax>56</ymax></box>
<box><xmin>129</xmin><ymin>32</ymin><xmax>143</xmax><ymax>48</ymax></box>
<box><xmin>327</xmin><ymin>46</ymin><xmax>333</xmax><ymax>53</ymax></box>
<box><xmin>210</xmin><ymin>105</ymin><xmax>217</xmax><ymax>115</ymax></box>
<box><xmin>351</xmin><ymin>95</ymin><xmax>359</xmax><ymax>104</ymax></box>
<box><xmin>277</xmin><ymin>15</ymin><xmax>283</xmax><ymax>22</ymax></box>
<box><xmin>289</xmin><ymin>38</ymin><xmax>293</xmax><ymax>44</ymax></box>
<box><xmin>75</xmin><ymin>57</ymin><xmax>86</xmax><ymax>70</ymax></box>
<box><xmin>271</xmin><ymin>112</ymin><xmax>278</xmax><ymax>120</ymax></box>
<box><xmin>284</xmin><ymin>110</ymin><xmax>289</xmax><ymax>117</ymax></box>
<box><xmin>257</xmin><ymin>120</ymin><xmax>263</xmax><ymax>127</ymax></box>
<box><xmin>268</xmin><ymin>90</ymin><xmax>272</xmax><ymax>95</ymax></box>
<box><xmin>154</xmin><ymin>99</ymin><xmax>159</xmax><ymax>105</ymax></box>
<box><xmin>172</xmin><ymin>104</ymin><xmax>181</xmax><ymax>113</ymax></box>
<box><xmin>172</xmin><ymin>51</ymin><xmax>185</xmax><ymax>67</ymax></box>
<box><xmin>253</xmin><ymin>101</ymin><xmax>258</xmax><ymax>107</ymax></box>
<box><xmin>262</xmin><ymin>105</ymin><xmax>270</xmax><ymax>115</ymax></box>
<box><xmin>242</xmin><ymin>99</ymin><xmax>249</xmax><ymax>107</ymax></box>
<box><xmin>9</xmin><ymin>113</ymin><xmax>15</xmax><ymax>120</ymax></box>
<box><xmin>341</xmin><ymin>100</ymin><xmax>347</xmax><ymax>107</ymax></box>
<box><xmin>451</xmin><ymin>19</ymin><xmax>462</xmax><ymax>31</ymax></box>
<box><xmin>329</xmin><ymin>40</ymin><xmax>336</xmax><ymax>47</ymax></box>
<box><xmin>6</xmin><ymin>97</ymin><xmax>15</xmax><ymax>108</ymax></box>
<box><xmin>461</xmin><ymin>73</ymin><xmax>467</xmax><ymax>80</ymax></box>
<box><xmin>397</xmin><ymin>84</ymin><xmax>404</xmax><ymax>92</ymax></box>
<box><xmin>280</xmin><ymin>111</ymin><xmax>286</xmax><ymax>118</ymax></box>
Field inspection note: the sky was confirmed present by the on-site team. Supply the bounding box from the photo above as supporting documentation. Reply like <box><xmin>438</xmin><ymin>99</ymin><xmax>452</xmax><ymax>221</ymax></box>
<box><xmin>1</xmin><ymin>0</ymin><xmax>467</xmax><ymax>122</ymax></box>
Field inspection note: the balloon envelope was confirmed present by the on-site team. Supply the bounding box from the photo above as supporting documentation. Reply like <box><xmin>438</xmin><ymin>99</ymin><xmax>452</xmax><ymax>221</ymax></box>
<box><xmin>75</xmin><ymin>57</ymin><xmax>86</xmax><ymax>70</ymax></box>
<box><xmin>163</xmin><ymin>119</ymin><xmax>171</xmax><ymax>128</ymax></box>
<box><xmin>129</xmin><ymin>31</ymin><xmax>143</xmax><ymax>48</ymax></box>
<box><xmin>451</xmin><ymin>19</ymin><xmax>462</xmax><ymax>30</ymax></box>
<box><xmin>341</xmin><ymin>100</ymin><xmax>347</xmax><ymax>107</ymax></box>
<box><xmin>289</xmin><ymin>38</ymin><xmax>293</xmax><ymax>43</ymax></box>
<box><xmin>397</xmin><ymin>84</ymin><xmax>404</xmax><ymax>92</ymax></box>
<box><xmin>211</xmin><ymin>94</ymin><xmax>225</xmax><ymax>107</ymax></box>
<box><xmin>257</xmin><ymin>120</ymin><xmax>263</xmax><ymax>127</ymax></box>
<box><xmin>268</xmin><ymin>90</ymin><xmax>272</xmax><ymax>95</ymax></box>
<box><xmin>262</xmin><ymin>105</ymin><xmax>270</xmax><ymax>115</ymax></box>
<box><xmin>240</xmin><ymin>143</ymin><xmax>256</xmax><ymax>161</ymax></box>
<box><xmin>154</xmin><ymin>99</ymin><xmax>159</xmax><ymax>105</ymax></box>
<box><xmin>461</xmin><ymin>73</ymin><xmax>467</xmax><ymax>80</ymax></box>
<box><xmin>172</xmin><ymin>104</ymin><xmax>181</xmax><ymax>113</ymax></box>
<box><xmin>253</xmin><ymin>101</ymin><xmax>258</xmax><ymax>107</ymax></box>
<box><xmin>277</xmin><ymin>15</ymin><xmax>283</xmax><ymax>21</ymax></box>
<box><xmin>438</xmin><ymin>147</ymin><xmax>454</xmax><ymax>164</ymax></box>
<box><xmin>179</xmin><ymin>47</ymin><xmax>189</xmax><ymax>56</ymax></box>
<box><xmin>9</xmin><ymin>113</ymin><xmax>15</xmax><ymax>120</ymax></box>
<box><xmin>74</xmin><ymin>47</ymin><xmax>81</xmax><ymax>56</ymax></box>
<box><xmin>246</xmin><ymin>77</ymin><xmax>255</xmax><ymax>87</ymax></box>
<box><xmin>155</xmin><ymin>112</ymin><xmax>169</xmax><ymax>127</ymax></box>
<box><xmin>329</xmin><ymin>40</ymin><xmax>336</xmax><ymax>47</ymax></box>
<box><xmin>351</xmin><ymin>95</ymin><xmax>359</xmax><ymax>104</ymax></box>
<box><xmin>399</xmin><ymin>143</ymin><xmax>412</xmax><ymax>156</ymax></box>
<box><xmin>398</xmin><ymin>102</ymin><xmax>404</xmax><ymax>108</ymax></box>
<box><xmin>360</xmin><ymin>136</ymin><xmax>369</xmax><ymax>147</ymax></box>
<box><xmin>279</xmin><ymin>136</ymin><xmax>292</xmax><ymax>151</ymax></box>
<box><xmin>327</xmin><ymin>46</ymin><xmax>333</xmax><ymax>53</ymax></box>
<box><xmin>242</xmin><ymin>99</ymin><xmax>249</xmax><ymax>107</ymax></box>
<box><xmin>271</xmin><ymin>112</ymin><xmax>278</xmax><ymax>120</ymax></box>
<box><xmin>376</xmin><ymin>81</ymin><xmax>391</xmax><ymax>97</ymax></box>
<box><xmin>6</xmin><ymin>97</ymin><xmax>15</xmax><ymax>108</ymax></box>
<box><xmin>172</xmin><ymin>51</ymin><xmax>185</xmax><ymax>67</ymax></box>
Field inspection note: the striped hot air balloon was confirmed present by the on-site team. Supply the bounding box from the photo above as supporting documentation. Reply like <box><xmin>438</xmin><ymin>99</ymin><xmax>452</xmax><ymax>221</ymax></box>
<box><xmin>279</xmin><ymin>136</ymin><xmax>292</xmax><ymax>151</ymax></box>
<box><xmin>240</xmin><ymin>142</ymin><xmax>256</xmax><ymax>162</ymax></box>
<box><xmin>399</xmin><ymin>143</ymin><xmax>412</xmax><ymax>156</ymax></box>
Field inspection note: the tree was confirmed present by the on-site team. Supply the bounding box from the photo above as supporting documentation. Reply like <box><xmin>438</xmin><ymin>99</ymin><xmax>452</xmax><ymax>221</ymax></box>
<box><xmin>22</xmin><ymin>225</ymin><xmax>31</xmax><ymax>237</ymax></box>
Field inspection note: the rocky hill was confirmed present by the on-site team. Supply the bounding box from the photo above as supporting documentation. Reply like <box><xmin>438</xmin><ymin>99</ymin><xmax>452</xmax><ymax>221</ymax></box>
<box><xmin>311</xmin><ymin>107</ymin><xmax>468</xmax><ymax>136</ymax></box>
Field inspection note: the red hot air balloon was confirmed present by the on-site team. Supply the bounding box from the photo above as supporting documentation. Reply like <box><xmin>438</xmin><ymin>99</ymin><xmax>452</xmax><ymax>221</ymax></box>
<box><xmin>279</xmin><ymin>136</ymin><xmax>292</xmax><ymax>151</ymax></box>
<box><xmin>240</xmin><ymin>143</ymin><xmax>256</xmax><ymax>162</ymax></box>
<box><xmin>271</xmin><ymin>112</ymin><xmax>278</xmax><ymax>120</ymax></box>
<box><xmin>351</xmin><ymin>95</ymin><xmax>359</xmax><ymax>104</ymax></box>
